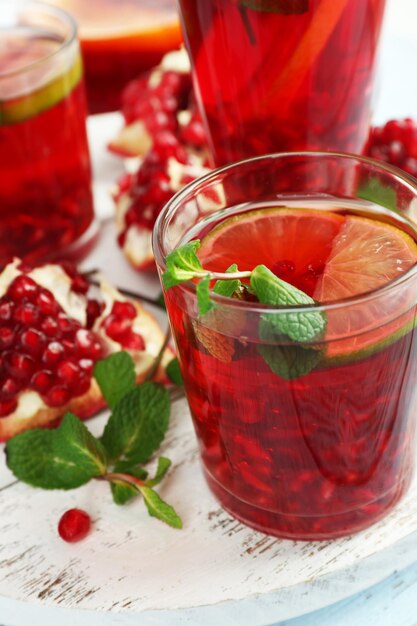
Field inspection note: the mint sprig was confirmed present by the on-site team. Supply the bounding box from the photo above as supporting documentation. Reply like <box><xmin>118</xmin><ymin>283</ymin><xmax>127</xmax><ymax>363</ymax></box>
<box><xmin>163</xmin><ymin>240</ymin><xmax>326</xmax><ymax>378</ymax></box>
<box><xmin>5</xmin><ymin>352</ymin><xmax>182</xmax><ymax>530</ymax></box>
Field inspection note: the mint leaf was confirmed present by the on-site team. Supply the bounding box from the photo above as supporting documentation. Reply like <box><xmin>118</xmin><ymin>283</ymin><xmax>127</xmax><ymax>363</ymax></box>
<box><xmin>145</xmin><ymin>457</ymin><xmax>172</xmax><ymax>487</ymax></box>
<box><xmin>196</xmin><ymin>274</ymin><xmax>214</xmax><ymax>315</ymax></box>
<box><xmin>250</xmin><ymin>265</ymin><xmax>325</xmax><ymax>342</ymax></box>
<box><xmin>53</xmin><ymin>413</ymin><xmax>108</xmax><ymax>478</ymax></box>
<box><xmin>166</xmin><ymin>357</ymin><xmax>183</xmax><ymax>385</ymax></box>
<box><xmin>162</xmin><ymin>240</ymin><xmax>203</xmax><ymax>289</ymax></box>
<box><xmin>240</xmin><ymin>0</ymin><xmax>309</xmax><ymax>13</ymax></box>
<box><xmin>101</xmin><ymin>382</ymin><xmax>170</xmax><ymax>465</ymax></box>
<box><xmin>94</xmin><ymin>351</ymin><xmax>136</xmax><ymax>409</ymax></box>
<box><xmin>258</xmin><ymin>343</ymin><xmax>322</xmax><ymax>379</ymax></box>
<box><xmin>358</xmin><ymin>176</ymin><xmax>398</xmax><ymax>213</ymax></box>
<box><xmin>5</xmin><ymin>430</ymin><xmax>76</xmax><ymax>489</ymax></box>
<box><xmin>6</xmin><ymin>414</ymin><xmax>107</xmax><ymax>490</ymax></box>
<box><xmin>213</xmin><ymin>264</ymin><xmax>241</xmax><ymax>297</ymax></box>
<box><xmin>139</xmin><ymin>486</ymin><xmax>182</xmax><ymax>528</ymax></box>
<box><xmin>110</xmin><ymin>462</ymin><xmax>148</xmax><ymax>505</ymax></box>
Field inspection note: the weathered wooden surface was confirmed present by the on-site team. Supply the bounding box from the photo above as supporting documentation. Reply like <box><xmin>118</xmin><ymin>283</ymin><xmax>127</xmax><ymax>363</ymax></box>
<box><xmin>0</xmin><ymin>397</ymin><xmax>417</xmax><ymax>626</ymax></box>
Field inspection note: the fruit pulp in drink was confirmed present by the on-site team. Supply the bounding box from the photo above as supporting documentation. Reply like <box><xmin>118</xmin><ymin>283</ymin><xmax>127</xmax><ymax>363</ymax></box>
<box><xmin>0</xmin><ymin>27</ymin><xmax>94</xmax><ymax>267</ymax></box>
<box><xmin>178</xmin><ymin>0</ymin><xmax>386</xmax><ymax>165</ymax></box>
<box><xmin>49</xmin><ymin>0</ymin><xmax>182</xmax><ymax>113</ymax></box>
<box><xmin>163</xmin><ymin>203</ymin><xmax>417</xmax><ymax>539</ymax></box>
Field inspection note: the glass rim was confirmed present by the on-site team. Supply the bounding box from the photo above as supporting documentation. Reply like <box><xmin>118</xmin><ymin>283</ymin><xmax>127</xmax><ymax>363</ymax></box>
<box><xmin>152</xmin><ymin>150</ymin><xmax>417</xmax><ymax>314</ymax></box>
<box><xmin>0</xmin><ymin>1</ymin><xmax>78</xmax><ymax>80</ymax></box>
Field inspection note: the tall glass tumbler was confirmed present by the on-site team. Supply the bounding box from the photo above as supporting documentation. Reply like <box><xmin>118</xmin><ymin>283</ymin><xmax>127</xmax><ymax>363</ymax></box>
<box><xmin>0</xmin><ymin>2</ymin><xmax>95</xmax><ymax>267</ymax></box>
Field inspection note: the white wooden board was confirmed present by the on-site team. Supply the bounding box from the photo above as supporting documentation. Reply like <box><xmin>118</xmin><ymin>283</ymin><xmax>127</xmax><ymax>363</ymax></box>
<box><xmin>1</xmin><ymin>398</ymin><xmax>417</xmax><ymax>626</ymax></box>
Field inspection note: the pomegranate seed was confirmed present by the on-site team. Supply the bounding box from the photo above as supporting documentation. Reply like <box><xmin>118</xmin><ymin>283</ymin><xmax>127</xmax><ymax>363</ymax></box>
<box><xmin>30</xmin><ymin>370</ymin><xmax>53</xmax><ymax>394</ymax></box>
<box><xmin>58</xmin><ymin>313</ymin><xmax>78</xmax><ymax>335</ymax></box>
<box><xmin>37</xmin><ymin>289</ymin><xmax>60</xmax><ymax>316</ymax></box>
<box><xmin>367</xmin><ymin>118</ymin><xmax>417</xmax><ymax>177</ymax></box>
<box><xmin>61</xmin><ymin>339</ymin><xmax>75</xmax><ymax>354</ymax></box>
<box><xmin>8</xmin><ymin>275</ymin><xmax>39</xmax><ymax>302</ymax></box>
<box><xmin>79</xmin><ymin>359</ymin><xmax>94</xmax><ymax>374</ymax></box>
<box><xmin>71</xmin><ymin>274</ymin><xmax>89</xmax><ymax>295</ymax></box>
<box><xmin>3</xmin><ymin>351</ymin><xmax>35</xmax><ymax>381</ymax></box>
<box><xmin>58</xmin><ymin>508</ymin><xmax>91</xmax><ymax>543</ymax></box>
<box><xmin>20</xmin><ymin>328</ymin><xmax>46</xmax><ymax>355</ymax></box>
<box><xmin>86</xmin><ymin>299</ymin><xmax>103</xmax><ymax>329</ymax></box>
<box><xmin>0</xmin><ymin>377</ymin><xmax>22</xmax><ymax>397</ymax></box>
<box><xmin>45</xmin><ymin>385</ymin><xmax>71</xmax><ymax>407</ymax></box>
<box><xmin>42</xmin><ymin>341</ymin><xmax>65</xmax><ymax>366</ymax></box>
<box><xmin>57</xmin><ymin>360</ymin><xmax>81</xmax><ymax>387</ymax></box>
<box><xmin>0</xmin><ymin>326</ymin><xmax>15</xmax><ymax>349</ymax></box>
<box><xmin>152</xmin><ymin>131</ymin><xmax>187</xmax><ymax>162</ymax></box>
<box><xmin>72</xmin><ymin>374</ymin><xmax>91</xmax><ymax>398</ymax></box>
<box><xmin>14</xmin><ymin>302</ymin><xmax>40</xmax><ymax>325</ymax></box>
<box><xmin>0</xmin><ymin>397</ymin><xmax>17</xmax><ymax>417</ymax></box>
<box><xmin>111</xmin><ymin>301</ymin><xmax>137</xmax><ymax>320</ymax></box>
<box><xmin>103</xmin><ymin>315</ymin><xmax>130</xmax><ymax>342</ymax></box>
<box><xmin>121</xmin><ymin>331</ymin><xmax>145</xmax><ymax>351</ymax></box>
<box><xmin>41</xmin><ymin>316</ymin><xmax>61</xmax><ymax>338</ymax></box>
<box><xmin>75</xmin><ymin>329</ymin><xmax>103</xmax><ymax>359</ymax></box>
<box><xmin>0</xmin><ymin>299</ymin><xmax>13</xmax><ymax>321</ymax></box>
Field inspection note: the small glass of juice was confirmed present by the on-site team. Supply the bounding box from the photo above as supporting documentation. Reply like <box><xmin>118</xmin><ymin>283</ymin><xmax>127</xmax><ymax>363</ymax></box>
<box><xmin>48</xmin><ymin>0</ymin><xmax>182</xmax><ymax>113</ymax></box>
<box><xmin>153</xmin><ymin>152</ymin><xmax>417</xmax><ymax>540</ymax></box>
<box><xmin>178</xmin><ymin>0</ymin><xmax>386</xmax><ymax>165</ymax></box>
<box><xmin>0</xmin><ymin>1</ymin><xmax>95</xmax><ymax>267</ymax></box>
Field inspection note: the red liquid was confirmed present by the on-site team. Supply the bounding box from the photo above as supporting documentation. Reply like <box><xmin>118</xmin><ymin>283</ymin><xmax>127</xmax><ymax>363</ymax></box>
<box><xmin>165</xmin><ymin>208</ymin><xmax>417</xmax><ymax>539</ymax></box>
<box><xmin>179</xmin><ymin>0</ymin><xmax>386</xmax><ymax>165</ymax></box>
<box><xmin>49</xmin><ymin>0</ymin><xmax>182</xmax><ymax>113</ymax></box>
<box><xmin>0</xmin><ymin>32</ymin><xmax>94</xmax><ymax>267</ymax></box>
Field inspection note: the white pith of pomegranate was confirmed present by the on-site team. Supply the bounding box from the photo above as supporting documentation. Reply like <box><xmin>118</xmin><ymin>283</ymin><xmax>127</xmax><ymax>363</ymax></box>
<box><xmin>0</xmin><ymin>260</ymin><xmax>169</xmax><ymax>438</ymax></box>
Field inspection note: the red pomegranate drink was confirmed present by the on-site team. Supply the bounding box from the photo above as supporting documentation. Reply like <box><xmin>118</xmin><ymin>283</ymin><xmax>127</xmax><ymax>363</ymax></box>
<box><xmin>154</xmin><ymin>153</ymin><xmax>417</xmax><ymax>540</ymax></box>
<box><xmin>178</xmin><ymin>0</ymin><xmax>386</xmax><ymax>165</ymax></box>
<box><xmin>0</xmin><ymin>3</ymin><xmax>94</xmax><ymax>268</ymax></box>
<box><xmin>49</xmin><ymin>0</ymin><xmax>182</xmax><ymax>113</ymax></box>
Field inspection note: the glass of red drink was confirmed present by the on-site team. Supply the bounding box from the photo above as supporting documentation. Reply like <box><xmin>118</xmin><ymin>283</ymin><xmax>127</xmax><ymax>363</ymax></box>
<box><xmin>0</xmin><ymin>2</ymin><xmax>95</xmax><ymax>268</ymax></box>
<box><xmin>178</xmin><ymin>0</ymin><xmax>386</xmax><ymax>166</ymax></box>
<box><xmin>153</xmin><ymin>152</ymin><xmax>417</xmax><ymax>540</ymax></box>
<box><xmin>48</xmin><ymin>0</ymin><xmax>182</xmax><ymax>113</ymax></box>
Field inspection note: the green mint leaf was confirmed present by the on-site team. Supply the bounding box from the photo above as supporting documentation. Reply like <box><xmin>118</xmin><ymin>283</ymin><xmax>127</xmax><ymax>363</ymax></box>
<box><xmin>213</xmin><ymin>264</ymin><xmax>241</xmax><ymax>297</ymax></box>
<box><xmin>110</xmin><ymin>462</ymin><xmax>148</xmax><ymax>505</ymax></box>
<box><xmin>101</xmin><ymin>382</ymin><xmax>170</xmax><ymax>465</ymax></box>
<box><xmin>94</xmin><ymin>351</ymin><xmax>136</xmax><ymax>409</ymax></box>
<box><xmin>196</xmin><ymin>274</ymin><xmax>215</xmax><ymax>315</ymax></box>
<box><xmin>162</xmin><ymin>240</ymin><xmax>203</xmax><ymax>289</ymax></box>
<box><xmin>240</xmin><ymin>0</ymin><xmax>309</xmax><ymax>14</ymax></box>
<box><xmin>139</xmin><ymin>486</ymin><xmax>182</xmax><ymax>528</ymax></box>
<box><xmin>145</xmin><ymin>457</ymin><xmax>172</xmax><ymax>487</ymax></box>
<box><xmin>258</xmin><ymin>343</ymin><xmax>322</xmax><ymax>379</ymax></box>
<box><xmin>250</xmin><ymin>265</ymin><xmax>325</xmax><ymax>342</ymax></box>
<box><xmin>166</xmin><ymin>357</ymin><xmax>183</xmax><ymax>385</ymax></box>
<box><xmin>358</xmin><ymin>176</ymin><xmax>398</xmax><ymax>213</ymax></box>
<box><xmin>5</xmin><ymin>430</ymin><xmax>77</xmax><ymax>490</ymax></box>
<box><xmin>6</xmin><ymin>414</ymin><xmax>107</xmax><ymax>490</ymax></box>
<box><xmin>53</xmin><ymin>413</ymin><xmax>108</xmax><ymax>479</ymax></box>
